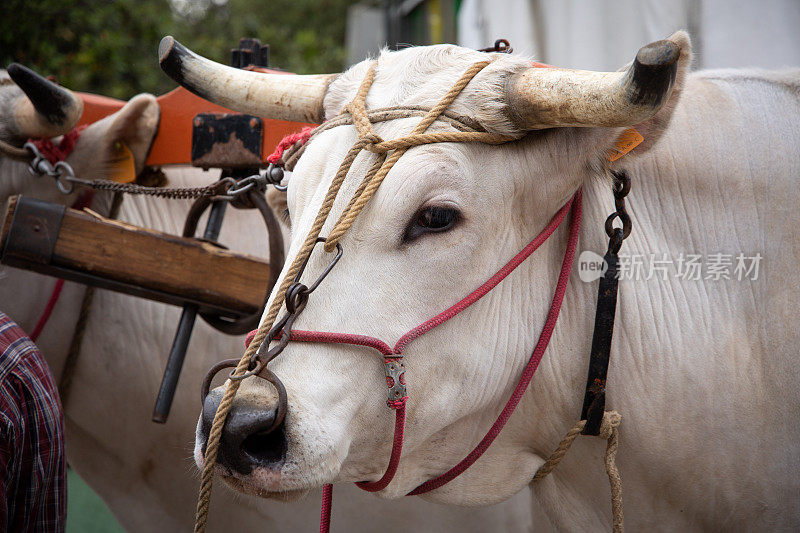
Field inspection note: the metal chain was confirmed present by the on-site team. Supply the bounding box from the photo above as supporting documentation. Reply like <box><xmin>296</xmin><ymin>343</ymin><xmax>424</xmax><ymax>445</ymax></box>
<box><xmin>21</xmin><ymin>141</ymin><xmax>272</xmax><ymax>200</ymax></box>
<box><xmin>604</xmin><ymin>170</ymin><xmax>632</xmax><ymax>253</ymax></box>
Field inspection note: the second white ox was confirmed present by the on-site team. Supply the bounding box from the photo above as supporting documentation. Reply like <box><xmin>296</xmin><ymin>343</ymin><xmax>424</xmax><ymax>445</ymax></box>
<box><xmin>164</xmin><ymin>31</ymin><xmax>800</xmax><ymax>529</ymax></box>
<box><xmin>0</xmin><ymin>67</ymin><xmax>533</xmax><ymax>530</ymax></box>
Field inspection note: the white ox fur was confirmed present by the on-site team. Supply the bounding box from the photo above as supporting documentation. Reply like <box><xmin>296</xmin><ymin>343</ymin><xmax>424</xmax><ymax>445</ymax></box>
<box><xmin>0</xmin><ymin>81</ymin><xmax>534</xmax><ymax>529</ymax></box>
<box><xmin>203</xmin><ymin>32</ymin><xmax>800</xmax><ymax>530</ymax></box>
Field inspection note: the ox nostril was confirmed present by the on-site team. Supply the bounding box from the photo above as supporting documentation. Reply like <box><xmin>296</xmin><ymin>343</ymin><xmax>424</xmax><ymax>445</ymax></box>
<box><xmin>200</xmin><ymin>390</ymin><xmax>287</xmax><ymax>474</ymax></box>
<box><xmin>240</xmin><ymin>420</ymin><xmax>287</xmax><ymax>466</ymax></box>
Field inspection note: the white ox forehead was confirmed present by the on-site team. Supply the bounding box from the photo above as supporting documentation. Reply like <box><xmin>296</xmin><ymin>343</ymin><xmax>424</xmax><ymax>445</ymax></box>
<box><xmin>322</xmin><ymin>45</ymin><xmax>536</xmax><ymax>137</ymax></box>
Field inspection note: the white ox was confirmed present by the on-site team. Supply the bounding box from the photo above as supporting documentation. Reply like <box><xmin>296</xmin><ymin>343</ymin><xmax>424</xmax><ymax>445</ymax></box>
<box><xmin>166</xmin><ymin>31</ymin><xmax>800</xmax><ymax>530</ymax></box>
<box><xmin>0</xmin><ymin>67</ymin><xmax>534</xmax><ymax>530</ymax></box>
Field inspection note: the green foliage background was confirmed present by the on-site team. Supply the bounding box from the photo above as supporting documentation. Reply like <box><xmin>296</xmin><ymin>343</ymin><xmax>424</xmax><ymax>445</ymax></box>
<box><xmin>0</xmin><ymin>0</ymin><xmax>361</xmax><ymax>100</ymax></box>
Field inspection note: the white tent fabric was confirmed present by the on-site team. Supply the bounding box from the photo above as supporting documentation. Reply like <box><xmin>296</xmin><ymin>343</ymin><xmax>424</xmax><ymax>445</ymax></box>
<box><xmin>458</xmin><ymin>0</ymin><xmax>800</xmax><ymax>71</ymax></box>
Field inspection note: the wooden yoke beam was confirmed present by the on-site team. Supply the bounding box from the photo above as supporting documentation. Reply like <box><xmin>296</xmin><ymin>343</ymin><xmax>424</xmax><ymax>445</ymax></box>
<box><xmin>1</xmin><ymin>195</ymin><xmax>270</xmax><ymax>318</ymax></box>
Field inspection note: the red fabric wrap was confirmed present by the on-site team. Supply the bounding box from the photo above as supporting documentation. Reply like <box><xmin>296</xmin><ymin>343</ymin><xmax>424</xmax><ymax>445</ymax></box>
<box><xmin>29</xmin><ymin>125</ymin><xmax>87</xmax><ymax>165</ymax></box>
<box><xmin>266</xmin><ymin>126</ymin><xmax>316</xmax><ymax>165</ymax></box>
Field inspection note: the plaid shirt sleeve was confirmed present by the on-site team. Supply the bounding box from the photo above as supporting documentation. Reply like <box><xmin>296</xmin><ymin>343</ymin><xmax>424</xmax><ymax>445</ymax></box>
<box><xmin>0</xmin><ymin>312</ymin><xmax>66</xmax><ymax>532</ymax></box>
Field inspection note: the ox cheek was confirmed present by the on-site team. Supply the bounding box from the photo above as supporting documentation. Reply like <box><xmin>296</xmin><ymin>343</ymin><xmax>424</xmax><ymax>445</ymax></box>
<box><xmin>199</xmin><ymin>387</ymin><xmax>288</xmax><ymax>475</ymax></box>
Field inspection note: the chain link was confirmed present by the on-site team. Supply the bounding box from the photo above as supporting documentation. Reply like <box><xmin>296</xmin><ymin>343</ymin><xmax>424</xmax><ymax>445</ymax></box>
<box><xmin>604</xmin><ymin>170</ymin><xmax>632</xmax><ymax>253</ymax></box>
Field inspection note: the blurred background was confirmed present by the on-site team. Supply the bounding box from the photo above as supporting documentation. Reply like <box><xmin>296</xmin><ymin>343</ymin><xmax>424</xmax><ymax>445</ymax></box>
<box><xmin>3</xmin><ymin>0</ymin><xmax>799</xmax><ymax>101</ymax></box>
<box><xmin>1</xmin><ymin>0</ymin><xmax>798</xmax><ymax>531</ymax></box>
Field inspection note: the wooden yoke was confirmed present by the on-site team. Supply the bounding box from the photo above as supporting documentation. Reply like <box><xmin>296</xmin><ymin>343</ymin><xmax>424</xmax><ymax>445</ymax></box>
<box><xmin>1</xmin><ymin>195</ymin><xmax>270</xmax><ymax>318</ymax></box>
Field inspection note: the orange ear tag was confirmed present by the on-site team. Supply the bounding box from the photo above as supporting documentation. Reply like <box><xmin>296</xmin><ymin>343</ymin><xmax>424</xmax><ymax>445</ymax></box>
<box><xmin>607</xmin><ymin>128</ymin><xmax>644</xmax><ymax>162</ymax></box>
<box><xmin>108</xmin><ymin>141</ymin><xmax>136</xmax><ymax>183</ymax></box>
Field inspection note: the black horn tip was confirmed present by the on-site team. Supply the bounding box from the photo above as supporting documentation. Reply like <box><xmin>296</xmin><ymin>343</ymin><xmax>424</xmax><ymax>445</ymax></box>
<box><xmin>158</xmin><ymin>36</ymin><xmax>189</xmax><ymax>87</ymax></box>
<box><xmin>628</xmin><ymin>40</ymin><xmax>680</xmax><ymax>107</ymax></box>
<box><xmin>158</xmin><ymin>36</ymin><xmax>176</xmax><ymax>64</ymax></box>
<box><xmin>6</xmin><ymin>62</ymin><xmax>72</xmax><ymax>124</ymax></box>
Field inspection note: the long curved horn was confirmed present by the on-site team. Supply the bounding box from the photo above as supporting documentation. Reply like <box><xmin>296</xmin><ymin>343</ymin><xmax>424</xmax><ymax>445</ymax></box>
<box><xmin>158</xmin><ymin>36</ymin><xmax>335</xmax><ymax>124</ymax></box>
<box><xmin>6</xmin><ymin>63</ymin><xmax>83</xmax><ymax>138</ymax></box>
<box><xmin>506</xmin><ymin>39</ymin><xmax>681</xmax><ymax>129</ymax></box>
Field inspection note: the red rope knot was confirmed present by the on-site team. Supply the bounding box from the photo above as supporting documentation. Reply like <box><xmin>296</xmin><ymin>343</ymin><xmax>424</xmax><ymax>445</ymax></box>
<box><xmin>29</xmin><ymin>124</ymin><xmax>87</xmax><ymax>164</ymax></box>
<box><xmin>383</xmin><ymin>356</ymin><xmax>406</xmax><ymax>409</ymax></box>
<box><xmin>266</xmin><ymin>126</ymin><xmax>316</xmax><ymax>165</ymax></box>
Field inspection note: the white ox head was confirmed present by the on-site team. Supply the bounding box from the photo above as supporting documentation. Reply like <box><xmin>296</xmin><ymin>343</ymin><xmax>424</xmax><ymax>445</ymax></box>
<box><xmin>0</xmin><ymin>64</ymin><xmax>159</xmax><ymax>209</ymax></box>
<box><xmin>164</xmin><ymin>33</ymin><xmax>691</xmax><ymax>503</ymax></box>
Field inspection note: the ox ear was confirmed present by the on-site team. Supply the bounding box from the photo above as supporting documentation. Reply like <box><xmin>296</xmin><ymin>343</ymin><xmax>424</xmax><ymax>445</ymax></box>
<box><xmin>76</xmin><ymin>93</ymin><xmax>160</xmax><ymax>179</ymax></box>
<box><xmin>101</xmin><ymin>94</ymin><xmax>160</xmax><ymax>176</ymax></box>
<box><xmin>612</xmin><ymin>31</ymin><xmax>692</xmax><ymax>158</ymax></box>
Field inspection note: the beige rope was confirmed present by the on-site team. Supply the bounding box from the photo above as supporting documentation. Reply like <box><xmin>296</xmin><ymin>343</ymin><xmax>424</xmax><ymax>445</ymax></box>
<box><xmin>532</xmin><ymin>411</ymin><xmax>624</xmax><ymax>532</ymax></box>
<box><xmin>282</xmin><ymin>107</ymin><xmax>495</xmax><ymax>171</ymax></box>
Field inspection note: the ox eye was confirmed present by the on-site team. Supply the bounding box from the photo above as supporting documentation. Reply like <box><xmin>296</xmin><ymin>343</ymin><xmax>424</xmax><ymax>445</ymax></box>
<box><xmin>404</xmin><ymin>205</ymin><xmax>460</xmax><ymax>242</ymax></box>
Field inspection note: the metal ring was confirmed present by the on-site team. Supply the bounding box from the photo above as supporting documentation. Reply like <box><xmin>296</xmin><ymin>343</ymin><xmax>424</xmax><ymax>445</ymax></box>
<box><xmin>200</xmin><ymin>358</ymin><xmax>240</xmax><ymax>405</ymax></box>
<box><xmin>198</xmin><ymin>189</ymin><xmax>285</xmax><ymax>335</ymax></box>
<box><xmin>284</xmin><ymin>282</ymin><xmax>309</xmax><ymax>314</ymax></box>
<box><xmin>258</xmin><ymin>367</ymin><xmax>288</xmax><ymax>432</ymax></box>
<box><xmin>224</xmin><ymin>177</ymin><xmax>258</xmax><ymax>197</ymax></box>
<box><xmin>53</xmin><ymin>161</ymin><xmax>76</xmax><ymax>195</ymax></box>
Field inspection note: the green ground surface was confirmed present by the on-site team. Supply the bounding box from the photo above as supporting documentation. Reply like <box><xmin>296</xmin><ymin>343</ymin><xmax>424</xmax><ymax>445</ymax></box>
<box><xmin>67</xmin><ymin>468</ymin><xmax>125</xmax><ymax>532</ymax></box>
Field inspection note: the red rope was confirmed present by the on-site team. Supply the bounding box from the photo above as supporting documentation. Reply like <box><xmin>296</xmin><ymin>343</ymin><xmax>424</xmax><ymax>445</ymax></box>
<box><xmin>409</xmin><ymin>189</ymin><xmax>582</xmax><ymax>494</ymax></box>
<box><xmin>319</xmin><ymin>484</ymin><xmax>333</xmax><ymax>533</ymax></box>
<box><xmin>29</xmin><ymin>189</ymin><xmax>94</xmax><ymax>342</ymax></box>
<box><xmin>394</xmin><ymin>193</ymin><xmax>577</xmax><ymax>354</ymax></box>
<box><xmin>355</xmin><ymin>402</ymin><xmax>407</xmax><ymax>491</ymax></box>
<box><xmin>29</xmin><ymin>279</ymin><xmax>64</xmax><ymax>342</ymax></box>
